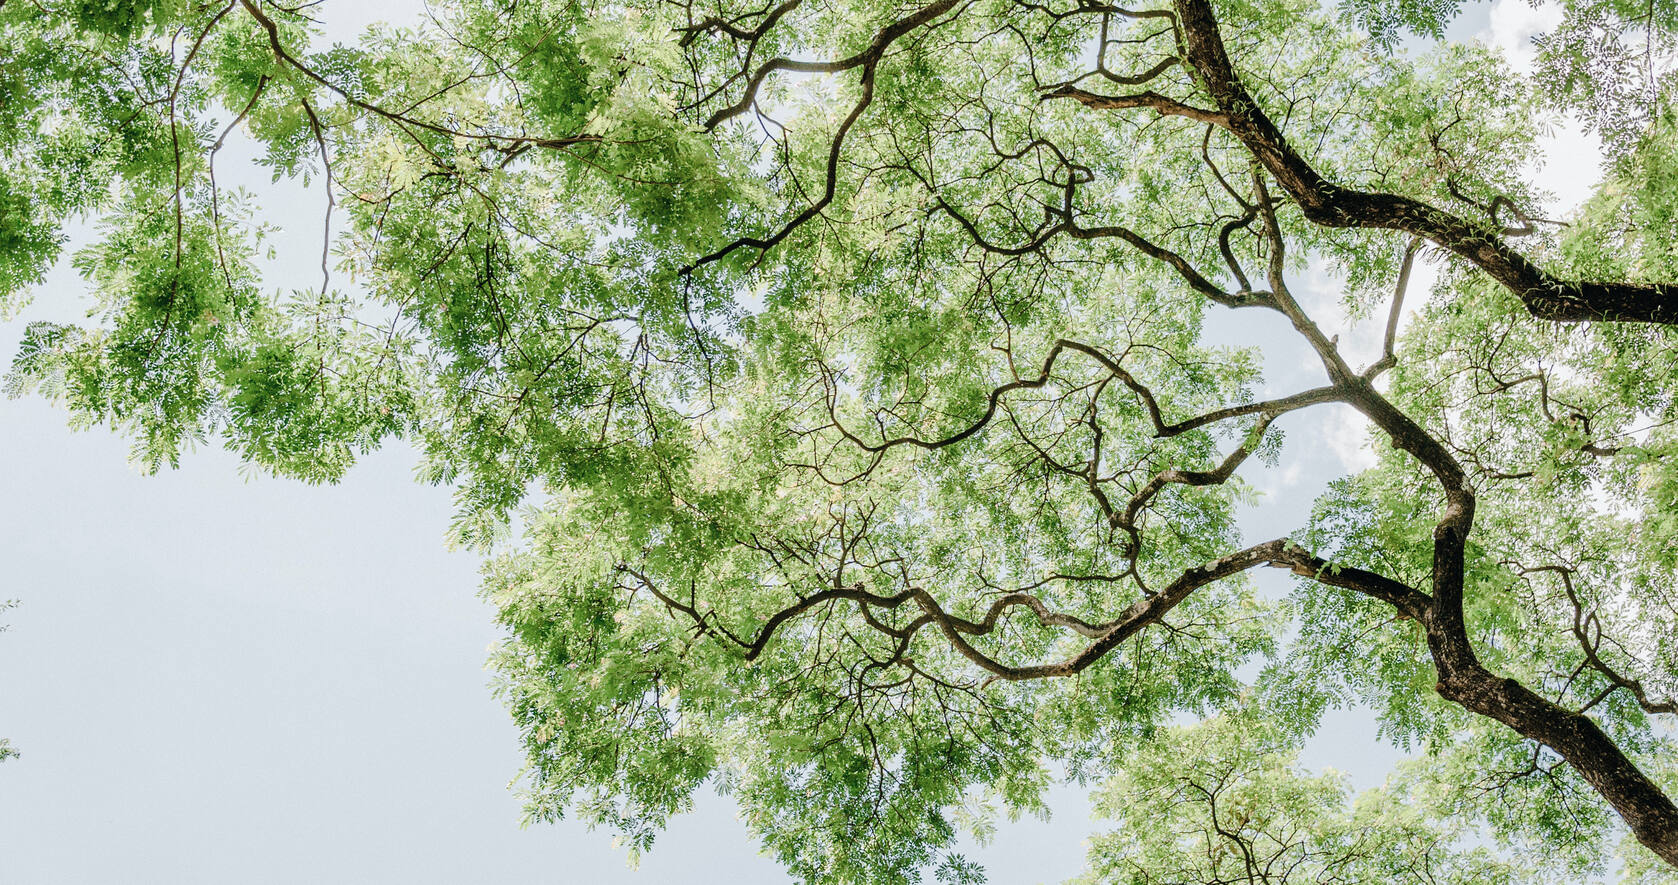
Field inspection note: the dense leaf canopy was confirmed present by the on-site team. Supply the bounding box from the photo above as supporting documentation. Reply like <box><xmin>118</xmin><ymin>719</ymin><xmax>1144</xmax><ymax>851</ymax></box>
<box><xmin>4</xmin><ymin>0</ymin><xmax>1678</xmax><ymax>881</ymax></box>
<box><xmin>1078</xmin><ymin>711</ymin><xmax>1539</xmax><ymax>885</ymax></box>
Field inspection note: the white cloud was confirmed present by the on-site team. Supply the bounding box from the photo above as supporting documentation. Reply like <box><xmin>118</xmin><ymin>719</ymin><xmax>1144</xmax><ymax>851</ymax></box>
<box><xmin>1533</xmin><ymin>117</ymin><xmax>1605</xmax><ymax>216</ymax></box>
<box><xmin>1323</xmin><ymin>406</ymin><xmax>1379</xmax><ymax>474</ymax></box>
<box><xmin>1482</xmin><ymin>0</ymin><xmax>1563</xmax><ymax>74</ymax></box>
<box><xmin>1256</xmin><ymin>459</ymin><xmax>1308</xmax><ymax>497</ymax></box>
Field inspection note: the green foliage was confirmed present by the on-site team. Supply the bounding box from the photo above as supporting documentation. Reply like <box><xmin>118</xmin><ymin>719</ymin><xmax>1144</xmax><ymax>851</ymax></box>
<box><xmin>4</xmin><ymin>0</ymin><xmax>1677</xmax><ymax>882</ymax></box>
<box><xmin>1564</xmin><ymin>103</ymin><xmax>1678</xmax><ymax>283</ymax></box>
<box><xmin>1338</xmin><ymin>0</ymin><xmax>1463</xmax><ymax>48</ymax></box>
<box><xmin>1535</xmin><ymin>0</ymin><xmax>1678</xmax><ymax>157</ymax></box>
<box><xmin>1080</xmin><ymin>711</ymin><xmax>1542</xmax><ymax>885</ymax></box>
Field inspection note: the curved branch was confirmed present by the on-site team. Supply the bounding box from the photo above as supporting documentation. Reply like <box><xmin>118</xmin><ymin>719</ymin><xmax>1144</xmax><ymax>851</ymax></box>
<box><xmin>1054</xmin><ymin>339</ymin><xmax>1341</xmax><ymax>437</ymax></box>
<box><xmin>823</xmin><ymin>338</ymin><xmax>1342</xmax><ymax>455</ymax></box>
<box><xmin>921</xmin><ymin>539</ymin><xmax>1426</xmax><ymax>682</ymax></box>
<box><xmin>700</xmin><ymin>0</ymin><xmax>965</xmax><ymax>130</ymax></box>
<box><xmin>1114</xmin><ymin>411</ymin><xmax>1277</xmax><ymax>554</ymax></box>
<box><xmin>1530</xmin><ymin>564</ymin><xmax>1678</xmax><ymax>716</ymax></box>
<box><xmin>1041</xmin><ymin>83</ymin><xmax>1225</xmax><ymax>125</ymax></box>
<box><xmin>1168</xmin><ymin>0</ymin><xmax>1678</xmax><ymax>325</ymax></box>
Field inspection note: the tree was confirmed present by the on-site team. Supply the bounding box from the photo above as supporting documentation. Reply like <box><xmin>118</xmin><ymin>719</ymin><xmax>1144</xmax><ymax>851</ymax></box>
<box><xmin>1077</xmin><ymin>710</ymin><xmax>1539</xmax><ymax>885</ymax></box>
<box><xmin>3</xmin><ymin>0</ymin><xmax>1677</xmax><ymax>881</ymax></box>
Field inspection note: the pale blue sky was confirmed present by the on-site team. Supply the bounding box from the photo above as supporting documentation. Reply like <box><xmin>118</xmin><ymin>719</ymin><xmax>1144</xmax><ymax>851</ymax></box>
<box><xmin>0</xmin><ymin>1</ymin><xmax>1592</xmax><ymax>882</ymax></box>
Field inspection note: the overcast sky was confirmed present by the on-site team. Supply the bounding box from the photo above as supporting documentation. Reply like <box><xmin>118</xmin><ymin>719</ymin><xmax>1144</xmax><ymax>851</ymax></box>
<box><xmin>0</xmin><ymin>2</ymin><xmax>1602</xmax><ymax>882</ymax></box>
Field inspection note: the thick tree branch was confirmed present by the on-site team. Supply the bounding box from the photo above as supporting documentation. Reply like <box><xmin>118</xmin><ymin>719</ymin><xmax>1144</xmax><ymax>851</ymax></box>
<box><xmin>918</xmin><ymin>540</ymin><xmax>1291</xmax><ymax>681</ymax></box>
<box><xmin>1165</xmin><ymin>0</ymin><xmax>1678</xmax><ymax>325</ymax></box>
<box><xmin>1041</xmin><ymin>83</ymin><xmax>1226</xmax><ymax>125</ymax></box>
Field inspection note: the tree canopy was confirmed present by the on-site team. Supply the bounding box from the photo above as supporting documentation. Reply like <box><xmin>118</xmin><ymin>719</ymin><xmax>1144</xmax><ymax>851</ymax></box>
<box><xmin>4</xmin><ymin>0</ymin><xmax>1678</xmax><ymax>881</ymax></box>
<box><xmin>1078</xmin><ymin>710</ymin><xmax>1540</xmax><ymax>885</ymax></box>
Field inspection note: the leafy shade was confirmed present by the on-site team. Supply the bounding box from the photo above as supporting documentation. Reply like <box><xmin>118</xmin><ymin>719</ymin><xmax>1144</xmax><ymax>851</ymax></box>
<box><xmin>1079</xmin><ymin>712</ymin><xmax>1540</xmax><ymax>885</ymax></box>
<box><xmin>4</xmin><ymin>0</ymin><xmax>1678</xmax><ymax>882</ymax></box>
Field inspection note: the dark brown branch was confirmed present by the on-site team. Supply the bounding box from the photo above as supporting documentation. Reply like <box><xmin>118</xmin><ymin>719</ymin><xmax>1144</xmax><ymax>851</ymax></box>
<box><xmin>1054</xmin><ymin>339</ymin><xmax>1341</xmax><ymax>437</ymax></box>
<box><xmin>924</xmin><ymin>539</ymin><xmax>1425</xmax><ymax>681</ymax></box>
<box><xmin>1188</xmin><ymin>150</ymin><xmax>1678</xmax><ymax>864</ymax></box>
<box><xmin>1114</xmin><ymin>412</ymin><xmax>1276</xmax><ymax>555</ymax></box>
<box><xmin>1169</xmin><ymin>0</ymin><xmax>1678</xmax><ymax>325</ymax></box>
<box><xmin>700</xmin><ymin>0</ymin><xmax>966</xmax><ymax>130</ymax></box>
<box><xmin>1041</xmin><ymin>83</ymin><xmax>1226</xmax><ymax>125</ymax></box>
<box><xmin>1531</xmin><ymin>564</ymin><xmax>1678</xmax><ymax>716</ymax></box>
<box><xmin>681</xmin><ymin>0</ymin><xmax>967</xmax><ymax>272</ymax></box>
<box><xmin>823</xmin><ymin>338</ymin><xmax>1342</xmax><ymax>455</ymax></box>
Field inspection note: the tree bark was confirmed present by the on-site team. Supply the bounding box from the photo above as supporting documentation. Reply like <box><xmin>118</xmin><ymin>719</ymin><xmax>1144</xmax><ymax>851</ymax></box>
<box><xmin>1425</xmin><ymin>631</ymin><xmax>1678</xmax><ymax>866</ymax></box>
<box><xmin>1327</xmin><ymin>380</ymin><xmax>1678</xmax><ymax>866</ymax></box>
<box><xmin>1172</xmin><ymin>0</ymin><xmax>1678</xmax><ymax>325</ymax></box>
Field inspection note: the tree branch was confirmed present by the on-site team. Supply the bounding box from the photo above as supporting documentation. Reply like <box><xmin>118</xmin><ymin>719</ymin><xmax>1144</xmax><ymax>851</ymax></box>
<box><xmin>1162</xmin><ymin>0</ymin><xmax>1678</xmax><ymax>324</ymax></box>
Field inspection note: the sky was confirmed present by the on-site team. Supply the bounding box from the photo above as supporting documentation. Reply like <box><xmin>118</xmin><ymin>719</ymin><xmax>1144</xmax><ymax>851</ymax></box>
<box><xmin>0</xmin><ymin>2</ymin><xmax>1607</xmax><ymax>883</ymax></box>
